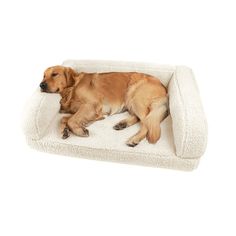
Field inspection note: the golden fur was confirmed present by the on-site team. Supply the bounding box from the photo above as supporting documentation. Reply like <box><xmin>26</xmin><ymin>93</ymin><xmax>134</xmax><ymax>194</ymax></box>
<box><xmin>41</xmin><ymin>66</ymin><xmax>168</xmax><ymax>146</ymax></box>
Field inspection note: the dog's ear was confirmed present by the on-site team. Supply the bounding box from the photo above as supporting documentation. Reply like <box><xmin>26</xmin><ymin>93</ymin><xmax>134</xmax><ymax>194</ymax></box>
<box><xmin>60</xmin><ymin>87</ymin><xmax>73</xmax><ymax>102</ymax></box>
<box><xmin>59</xmin><ymin>87</ymin><xmax>74</xmax><ymax>113</ymax></box>
<box><xmin>64</xmin><ymin>67</ymin><xmax>77</xmax><ymax>87</ymax></box>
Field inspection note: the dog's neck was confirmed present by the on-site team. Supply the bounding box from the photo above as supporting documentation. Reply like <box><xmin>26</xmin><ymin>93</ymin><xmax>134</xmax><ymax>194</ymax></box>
<box><xmin>72</xmin><ymin>72</ymin><xmax>86</xmax><ymax>86</ymax></box>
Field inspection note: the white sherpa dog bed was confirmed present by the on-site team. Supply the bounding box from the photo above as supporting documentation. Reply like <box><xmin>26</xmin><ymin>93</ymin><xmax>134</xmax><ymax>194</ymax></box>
<box><xmin>23</xmin><ymin>60</ymin><xmax>207</xmax><ymax>171</ymax></box>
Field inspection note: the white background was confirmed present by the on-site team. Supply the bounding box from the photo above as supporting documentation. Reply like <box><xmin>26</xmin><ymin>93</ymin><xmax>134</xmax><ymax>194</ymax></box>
<box><xmin>0</xmin><ymin>0</ymin><xmax>236</xmax><ymax>235</ymax></box>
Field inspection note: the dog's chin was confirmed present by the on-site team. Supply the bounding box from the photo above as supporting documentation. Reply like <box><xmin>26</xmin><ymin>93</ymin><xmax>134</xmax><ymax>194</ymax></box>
<box><xmin>40</xmin><ymin>88</ymin><xmax>59</xmax><ymax>93</ymax></box>
<box><xmin>40</xmin><ymin>88</ymin><xmax>47</xmax><ymax>93</ymax></box>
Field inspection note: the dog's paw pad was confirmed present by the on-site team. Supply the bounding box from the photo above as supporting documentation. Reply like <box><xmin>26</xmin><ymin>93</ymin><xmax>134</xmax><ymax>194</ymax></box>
<box><xmin>126</xmin><ymin>142</ymin><xmax>138</xmax><ymax>147</ymax></box>
<box><xmin>82</xmin><ymin>127</ymin><xmax>89</xmax><ymax>137</ymax></box>
<box><xmin>113</xmin><ymin>122</ymin><xmax>127</xmax><ymax>130</ymax></box>
<box><xmin>62</xmin><ymin>128</ymin><xmax>70</xmax><ymax>139</ymax></box>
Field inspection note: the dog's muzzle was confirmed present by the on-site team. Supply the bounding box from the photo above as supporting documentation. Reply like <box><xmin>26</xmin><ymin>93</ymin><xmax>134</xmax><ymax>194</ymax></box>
<box><xmin>40</xmin><ymin>82</ymin><xmax>47</xmax><ymax>91</ymax></box>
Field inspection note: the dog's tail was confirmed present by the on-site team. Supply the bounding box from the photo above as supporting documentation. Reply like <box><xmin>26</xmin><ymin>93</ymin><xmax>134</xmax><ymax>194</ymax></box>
<box><xmin>144</xmin><ymin>96</ymin><xmax>169</xmax><ymax>143</ymax></box>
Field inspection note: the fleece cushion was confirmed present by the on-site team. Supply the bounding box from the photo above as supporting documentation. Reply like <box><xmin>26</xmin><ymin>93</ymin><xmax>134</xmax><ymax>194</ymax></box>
<box><xmin>23</xmin><ymin>60</ymin><xmax>207</xmax><ymax>171</ymax></box>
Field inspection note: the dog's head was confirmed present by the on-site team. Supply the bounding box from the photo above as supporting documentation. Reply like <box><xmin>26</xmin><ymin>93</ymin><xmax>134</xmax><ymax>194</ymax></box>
<box><xmin>40</xmin><ymin>66</ymin><xmax>77</xmax><ymax>93</ymax></box>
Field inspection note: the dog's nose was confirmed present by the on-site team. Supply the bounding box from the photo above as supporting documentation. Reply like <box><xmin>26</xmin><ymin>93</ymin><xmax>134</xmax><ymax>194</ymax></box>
<box><xmin>40</xmin><ymin>82</ymin><xmax>47</xmax><ymax>90</ymax></box>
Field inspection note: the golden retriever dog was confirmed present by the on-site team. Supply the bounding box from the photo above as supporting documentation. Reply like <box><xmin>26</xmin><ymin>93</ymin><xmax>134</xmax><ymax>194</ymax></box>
<box><xmin>40</xmin><ymin>66</ymin><xmax>168</xmax><ymax>146</ymax></box>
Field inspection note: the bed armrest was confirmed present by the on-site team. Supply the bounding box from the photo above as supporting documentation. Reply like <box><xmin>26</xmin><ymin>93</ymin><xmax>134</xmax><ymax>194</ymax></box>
<box><xmin>23</xmin><ymin>89</ymin><xmax>61</xmax><ymax>140</ymax></box>
<box><xmin>168</xmin><ymin>66</ymin><xmax>207</xmax><ymax>158</ymax></box>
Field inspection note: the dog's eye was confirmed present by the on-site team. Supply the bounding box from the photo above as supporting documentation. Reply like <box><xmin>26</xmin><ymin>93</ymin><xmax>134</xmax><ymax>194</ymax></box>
<box><xmin>52</xmin><ymin>73</ymin><xmax>58</xmax><ymax>77</ymax></box>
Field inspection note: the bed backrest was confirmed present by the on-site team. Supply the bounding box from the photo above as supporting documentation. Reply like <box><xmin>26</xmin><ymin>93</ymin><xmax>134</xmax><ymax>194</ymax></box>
<box><xmin>62</xmin><ymin>60</ymin><xmax>175</xmax><ymax>87</ymax></box>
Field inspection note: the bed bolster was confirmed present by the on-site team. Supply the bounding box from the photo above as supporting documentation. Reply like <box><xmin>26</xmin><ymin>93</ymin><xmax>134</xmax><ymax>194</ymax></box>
<box><xmin>23</xmin><ymin>89</ymin><xmax>61</xmax><ymax>140</ymax></box>
<box><xmin>168</xmin><ymin>66</ymin><xmax>207</xmax><ymax>158</ymax></box>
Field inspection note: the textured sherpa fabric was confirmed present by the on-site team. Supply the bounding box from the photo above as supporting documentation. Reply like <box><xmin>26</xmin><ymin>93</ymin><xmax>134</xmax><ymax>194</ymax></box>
<box><xmin>23</xmin><ymin>60</ymin><xmax>207</xmax><ymax>171</ymax></box>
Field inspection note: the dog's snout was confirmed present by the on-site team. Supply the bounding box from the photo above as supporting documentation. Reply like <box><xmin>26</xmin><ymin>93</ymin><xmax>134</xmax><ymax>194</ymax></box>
<box><xmin>40</xmin><ymin>82</ymin><xmax>47</xmax><ymax>90</ymax></box>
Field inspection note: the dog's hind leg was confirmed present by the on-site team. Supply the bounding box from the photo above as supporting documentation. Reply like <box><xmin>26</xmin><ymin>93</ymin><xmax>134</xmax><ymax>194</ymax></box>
<box><xmin>126</xmin><ymin>122</ymin><xmax>148</xmax><ymax>147</ymax></box>
<box><xmin>113</xmin><ymin>115</ymin><xmax>139</xmax><ymax>130</ymax></box>
<box><xmin>126</xmin><ymin>97</ymin><xmax>168</xmax><ymax>146</ymax></box>
<box><xmin>125</xmin><ymin>105</ymin><xmax>149</xmax><ymax>147</ymax></box>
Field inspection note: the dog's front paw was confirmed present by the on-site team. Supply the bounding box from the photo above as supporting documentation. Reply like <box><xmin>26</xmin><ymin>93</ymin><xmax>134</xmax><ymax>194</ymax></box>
<box><xmin>72</xmin><ymin>126</ymin><xmax>90</xmax><ymax>137</ymax></box>
<box><xmin>81</xmin><ymin>127</ymin><xmax>89</xmax><ymax>137</ymax></box>
<box><xmin>62</xmin><ymin>127</ymin><xmax>70</xmax><ymax>139</ymax></box>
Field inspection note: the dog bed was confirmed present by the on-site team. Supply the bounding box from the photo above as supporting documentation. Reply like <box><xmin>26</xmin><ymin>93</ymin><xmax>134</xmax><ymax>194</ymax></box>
<box><xmin>23</xmin><ymin>60</ymin><xmax>207</xmax><ymax>171</ymax></box>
